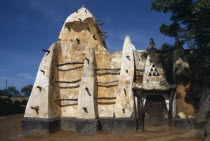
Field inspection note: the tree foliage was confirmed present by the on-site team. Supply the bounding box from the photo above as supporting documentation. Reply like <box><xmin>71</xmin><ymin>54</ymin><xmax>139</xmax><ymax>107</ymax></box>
<box><xmin>4</xmin><ymin>86</ymin><xmax>21</xmax><ymax>97</ymax></box>
<box><xmin>151</xmin><ymin>0</ymin><xmax>210</xmax><ymax>72</ymax></box>
<box><xmin>0</xmin><ymin>90</ymin><xmax>5</xmax><ymax>96</ymax></box>
<box><xmin>21</xmin><ymin>84</ymin><xmax>33</xmax><ymax>96</ymax></box>
<box><xmin>151</xmin><ymin>0</ymin><xmax>210</xmax><ymax>49</ymax></box>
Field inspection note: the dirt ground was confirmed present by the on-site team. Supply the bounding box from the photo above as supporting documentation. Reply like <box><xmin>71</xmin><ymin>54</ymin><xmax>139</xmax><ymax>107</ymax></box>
<box><xmin>0</xmin><ymin>114</ymin><xmax>202</xmax><ymax>141</ymax></box>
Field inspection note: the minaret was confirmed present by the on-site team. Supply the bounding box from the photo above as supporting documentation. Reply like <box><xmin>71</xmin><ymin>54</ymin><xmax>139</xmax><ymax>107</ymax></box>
<box><xmin>58</xmin><ymin>5</ymin><xmax>107</xmax><ymax>49</ymax></box>
<box><xmin>20</xmin><ymin>5</ymin><xmax>107</xmax><ymax>136</ymax></box>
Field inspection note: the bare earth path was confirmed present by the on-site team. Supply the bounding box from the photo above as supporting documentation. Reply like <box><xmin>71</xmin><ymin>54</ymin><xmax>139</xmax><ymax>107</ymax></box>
<box><xmin>0</xmin><ymin>114</ymin><xmax>201</xmax><ymax>141</ymax></box>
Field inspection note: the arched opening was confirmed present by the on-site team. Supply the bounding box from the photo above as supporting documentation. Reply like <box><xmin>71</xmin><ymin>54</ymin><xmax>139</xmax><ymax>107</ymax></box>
<box><xmin>144</xmin><ymin>95</ymin><xmax>168</xmax><ymax>126</ymax></box>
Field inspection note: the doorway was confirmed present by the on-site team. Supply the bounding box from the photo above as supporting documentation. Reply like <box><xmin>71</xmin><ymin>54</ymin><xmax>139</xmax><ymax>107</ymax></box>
<box><xmin>144</xmin><ymin>95</ymin><xmax>168</xmax><ymax>126</ymax></box>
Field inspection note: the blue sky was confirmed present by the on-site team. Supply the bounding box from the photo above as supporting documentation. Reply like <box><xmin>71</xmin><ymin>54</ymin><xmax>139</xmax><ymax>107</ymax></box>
<box><xmin>0</xmin><ymin>0</ymin><xmax>174</xmax><ymax>90</ymax></box>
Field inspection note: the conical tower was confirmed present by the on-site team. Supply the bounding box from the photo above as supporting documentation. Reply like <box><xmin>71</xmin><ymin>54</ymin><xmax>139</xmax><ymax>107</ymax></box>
<box><xmin>21</xmin><ymin>6</ymin><xmax>109</xmax><ymax>135</ymax></box>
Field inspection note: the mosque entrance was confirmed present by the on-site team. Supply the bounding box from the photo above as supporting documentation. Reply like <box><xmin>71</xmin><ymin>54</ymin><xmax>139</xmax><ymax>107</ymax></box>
<box><xmin>144</xmin><ymin>95</ymin><xmax>168</xmax><ymax>126</ymax></box>
<box><xmin>133</xmin><ymin>88</ymin><xmax>176</xmax><ymax>131</ymax></box>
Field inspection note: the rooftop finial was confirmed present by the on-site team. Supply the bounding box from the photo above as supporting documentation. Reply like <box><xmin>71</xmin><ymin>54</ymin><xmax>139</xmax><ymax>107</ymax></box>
<box><xmin>82</xmin><ymin>5</ymin><xmax>85</xmax><ymax>7</ymax></box>
<box><xmin>174</xmin><ymin>36</ymin><xmax>183</xmax><ymax>49</ymax></box>
<box><xmin>149</xmin><ymin>38</ymin><xmax>156</xmax><ymax>49</ymax></box>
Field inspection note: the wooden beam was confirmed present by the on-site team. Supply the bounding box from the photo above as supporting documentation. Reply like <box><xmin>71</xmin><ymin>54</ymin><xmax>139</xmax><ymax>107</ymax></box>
<box><xmin>95</xmin><ymin>20</ymin><xmax>101</xmax><ymax>22</ymax></box>
<box><xmin>59</xmin><ymin>85</ymin><xmax>80</xmax><ymax>89</ymax></box>
<box><xmin>31</xmin><ymin>106</ymin><xmax>39</xmax><ymax>114</ymax></box>
<box><xmin>97</xmin><ymin>102</ymin><xmax>115</xmax><ymax>105</ymax></box>
<box><xmin>92</xmin><ymin>34</ymin><xmax>96</xmax><ymax>40</ymax></box>
<box><xmin>94</xmin><ymin>68</ymin><xmax>120</xmax><ymax>71</ymax></box>
<box><xmin>58</xmin><ymin>66</ymin><xmax>83</xmax><ymax>71</ymax></box>
<box><xmin>54</xmin><ymin>79</ymin><xmax>81</xmax><ymax>83</ymax></box>
<box><xmin>36</xmin><ymin>86</ymin><xmax>42</xmax><ymax>92</ymax></box>
<box><xmin>126</xmin><ymin>55</ymin><xmax>131</xmax><ymax>61</ymax></box>
<box><xmin>40</xmin><ymin>70</ymin><xmax>45</xmax><ymax>74</ymax></box>
<box><xmin>55</xmin><ymin>62</ymin><xmax>84</xmax><ymax>67</ymax></box>
<box><xmin>76</xmin><ymin>38</ymin><xmax>80</xmax><ymax>44</ymax></box>
<box><xmin>96</xmin><ymin>80</ymin><xmax>119</xmax><ymax>84</ymax></box>
<box><xmin>60</xmin><ymin>103</ymin><xmax>78</xmax><ymax>107</ymax></box>
<box><xmin>42</xmin><ymin>49</ymin><xmax>50</xmax><ymax>54</ymax></box>
<box><xmin>95</xmin><ymin>97</ymin><xmax>116</xmax><ymax>100</ymax></box>
<box><xmin>96</xmin><ymin>72</ymin><xmax>120</xmax><ymax>75</ymax></box>
<box><xmin>98</xmin><ymin>23</ymin><xmax>104</xmax><ymax>25</ymax></box>
<box><xmin>97</xmin><ymin>84</ymin><xmax>118</xmax><ymax>88</ymax></box>
<box><xmin>85</xmin><ymin>58</ymin><xmax>89</xmax><ymax>64</ymax></box>
<box><xmin>54</xmin><ymin>99</ymin><xmax>78</xmax><ymax>101</ymax></box>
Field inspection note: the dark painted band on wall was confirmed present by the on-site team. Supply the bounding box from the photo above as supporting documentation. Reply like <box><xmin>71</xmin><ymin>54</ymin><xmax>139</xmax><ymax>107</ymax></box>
<box><xmin>75</xmin><ymin>118</ymin><xmax>99</xmax><ymax>135</ymax></box>
<box><xmin>112</xmin><ymin>118</ymin><xmax>137</xmax><ymax>135</ymax></box>
<box><xmin>20</xmin><ymin>117</ymin><xmax>194</xmax><ymax>136</ymax></box>
<box><xmin>60</xmin><ymin>117</ymin><xmax>76</xmax><ymax>131</ymax></box>
<box><xmin>20</xmin><ymin>117</ymin><xmax>60</xmax><ymax>136</ymax></box>
<box><xmin>99</xmin><ymin>117</ymin><xmax>115</xmax><ymax>132</ymax></box>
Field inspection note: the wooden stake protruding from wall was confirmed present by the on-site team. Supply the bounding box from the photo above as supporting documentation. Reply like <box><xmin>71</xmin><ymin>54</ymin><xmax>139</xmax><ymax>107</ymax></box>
<box><xmin>93</xmin><ymin>34</ymin><xmax>97</xmax><ymax>40</ymax></box>
<box><xmin>99</xmin><ymin>33</ymin><xmax>106</xmax><ymax>36</ymax></box>
<box><xmin>122</xmin><ymin>108</ymin><xmax>125</xmax><ymax>113</ymax></box>
<box><xmin>95</xmin><ymin>20</ymin><xmax>101</xmax><ymax>22</ymax></box>
<box><xmin>31</xmin><ymin>106</ymin><xmax>39</xmax><ymax>114</ymax></box>
<box><xmin>126</xmin><ymin>55</ymin><xmax>131</xmax><ymax>61</ymax></box>
<box><xmin>85</xmin><ymin>58</ymin><xmax>89</xmax><ymax>64</ymax></box>
<box><xmin>42</xmin><ymin>49</ymin><xmax>50</xmax><ymax>54</ymax></box>
<box><xmin>75</xmin><ymin>9</ymin><xmax>78</xmax><ymax>13</ymax></box>
<box><xmin>124</xmin><ymin>88</ymin><xmax>126</xmax><ymax>96</ymax></box>
<box><xmin>40</xmin><ymin>70</ymin><xmax>45</xmax><ymax>74</ymax></box>
<box><xmin>37</xmin><ymin>86</ymin><xmax>42</xmax><ymax>92</ymax></box>
<box><xmin>76</xmin><ymin>38</ymin><xmax>80</xmax><ymax>44</ymax></box>
<box><xmin>66</xmin><ymin>26</ymin><xmax>71</xmax><ymax>31</ymax></box>
<box><xmin>83</xmin><ymin>107</ymin><xmax>88</xmax><ymax>113</ymax></box>
<box><xmin>98</xmin><ymin>23</ymin><xmax>104</xmax><ymax>26</ymax></box>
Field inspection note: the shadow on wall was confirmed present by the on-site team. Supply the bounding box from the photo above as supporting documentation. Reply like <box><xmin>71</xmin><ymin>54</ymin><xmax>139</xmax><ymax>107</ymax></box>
<box><xmin>0</xmin><ymin>96</ymin><xmax>28</xmax><ymax>116</ymax></box>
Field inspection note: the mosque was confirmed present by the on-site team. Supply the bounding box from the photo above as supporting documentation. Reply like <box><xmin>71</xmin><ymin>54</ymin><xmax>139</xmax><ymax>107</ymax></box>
<box><xmin>20</xmin><ymin>6</ymin><xmax>196</xmax><ymax>135</ymax></box>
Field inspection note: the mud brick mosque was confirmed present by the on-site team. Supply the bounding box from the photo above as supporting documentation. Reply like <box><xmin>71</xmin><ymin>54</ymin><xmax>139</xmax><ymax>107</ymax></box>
<box><xmin>20</xmin><ymin>6</ymin><xmax>196</xmax><ymax>135</ymax></box>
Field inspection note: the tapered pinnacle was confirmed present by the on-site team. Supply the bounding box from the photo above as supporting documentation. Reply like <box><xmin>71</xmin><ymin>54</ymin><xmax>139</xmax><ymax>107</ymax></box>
<box><xmin>149</xmin><ymin>38</ymin><xmax>156</xmax><ymax>49</ymax></box>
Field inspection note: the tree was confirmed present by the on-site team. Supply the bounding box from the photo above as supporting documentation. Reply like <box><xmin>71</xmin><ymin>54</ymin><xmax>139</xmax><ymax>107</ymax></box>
<box><xmin>21</xmin><ymin>84</ymin><xmax>33</xmax><ymax>96</ymax></box>
<box><xmin>151</xmin><ymin>0</ymin><xmax>210</xmax><ymax>49</ymax></box>
<box><xmin>0</xmin><ymin>90</ymin><xmax>5</xmax><ymax>96</ymax></box>
<box><xmin>4</xmin><ymin>86</ymin><xmax>21</xmax><ymax>97</ymax></box>
<box><xmin>151</xmin><ymin>0</ymin><xmax>210</xmax><ymax>70</ymax></box>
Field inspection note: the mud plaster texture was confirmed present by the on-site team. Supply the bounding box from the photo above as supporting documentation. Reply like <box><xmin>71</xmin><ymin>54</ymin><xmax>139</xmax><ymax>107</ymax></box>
<box><xmin>23</xmin><ymin>6</ymin><xmax>197</xmax><ymax>135</ymax></box>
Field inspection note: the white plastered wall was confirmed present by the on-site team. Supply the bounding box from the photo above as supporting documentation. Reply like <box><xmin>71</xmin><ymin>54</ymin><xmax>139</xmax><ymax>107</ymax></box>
<box><xmin>114</xmin><ymin>36</ymin><xmax>135</xmax><ymax>118</ymax></box>
<box><xmin>24</xmin><ymin>43</ymin><xmax>60</xmax><ymax>119</ymax></box>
